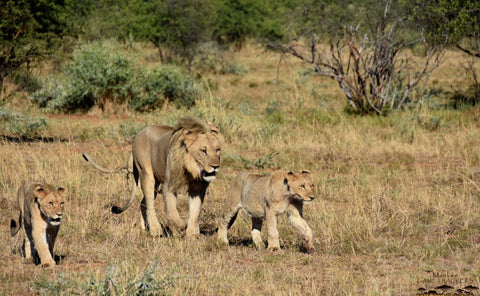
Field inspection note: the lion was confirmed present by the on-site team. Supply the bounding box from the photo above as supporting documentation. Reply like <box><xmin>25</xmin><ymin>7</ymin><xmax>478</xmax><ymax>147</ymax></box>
<box><xmin>83</xmin><ymin>118</ymin><xmax>222</xmax><ymax>238</ymax></box>
<box><xmin>10</xmin><ymin>180</ymin><xmax>66</xmax><ymax>267</ymax></box>
<box><xmin>217</xmin><ymin>170</ymin><xmax>315</xmax><ymax>252</ymax></box>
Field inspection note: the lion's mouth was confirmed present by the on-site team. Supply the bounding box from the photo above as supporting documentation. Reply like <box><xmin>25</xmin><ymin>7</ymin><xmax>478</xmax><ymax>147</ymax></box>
<box><xmin>201</xmin><ymin>168</ymin><xmax>218</xmax><ymax>182</ymax></box>
<box><xmin>292</xmin><ymin>194</ymin><xmax>315</xmax><ymax>203</ymax></box>
<box><xmin>202</xmin><ymin>171</ymin><xmax>217</xmax><ymax>182</ymax></box>
<box><xmin>48</xmin><ymin>217</ymin><xmax>62</xmax><ymax>225</ymax></box>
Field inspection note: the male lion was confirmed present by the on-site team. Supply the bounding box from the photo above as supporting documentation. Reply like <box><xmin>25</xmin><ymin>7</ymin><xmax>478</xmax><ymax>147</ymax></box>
<box><xmin>10</xmin><ymin>181</ymin><xmax>66</xmax><ymax>267</ymax></box>
<box><xmin>83</xmin><ymin>118</ymin><xmax>222</xmax><ymax>238</ymax></box>
<box><xmin>217</xmin><ymin>170</ymin><xmax>315</xmax><ymax>252</ymax></box>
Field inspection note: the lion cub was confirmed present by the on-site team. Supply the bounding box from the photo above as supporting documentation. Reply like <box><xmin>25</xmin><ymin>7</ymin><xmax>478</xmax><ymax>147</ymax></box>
<box><xmin>218</xmin><ymin>170</ymin><xmax>315</xmax><ymax>252</ymax></box>
<box><xmin>10</xmin><ymin>181</ymin><xmax>66</xmax><ymax>267</ymax></box>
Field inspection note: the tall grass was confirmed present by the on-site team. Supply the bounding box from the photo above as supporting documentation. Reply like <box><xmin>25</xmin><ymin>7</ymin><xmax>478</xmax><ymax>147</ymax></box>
<box><xmin>1</xmin><ymin>45</ymin><xmax>479</xmax><ymax>295</ymax></box>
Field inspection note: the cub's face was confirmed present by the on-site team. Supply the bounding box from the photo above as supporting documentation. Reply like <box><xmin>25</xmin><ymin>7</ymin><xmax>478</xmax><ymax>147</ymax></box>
<box><xmin>35</xmin><ymin>186</ymin><xmax>66</xmax><ymax>226</ymax></box>
<box><xmin>285</xmin><ymin>171</ymin><xmax>315</xmax><ymax>203</ymax></box>
<box><xmin>184</xmin><ymin>131</ymin><xmax>222</xmax><ymax>182</ymax></box>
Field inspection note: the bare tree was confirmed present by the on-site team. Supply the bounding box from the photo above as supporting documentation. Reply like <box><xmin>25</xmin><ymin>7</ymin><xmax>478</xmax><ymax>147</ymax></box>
<box><xmin>270</xmin><ymin>3</ymin><xmax>444</xmax><ymax>115</ymax></box>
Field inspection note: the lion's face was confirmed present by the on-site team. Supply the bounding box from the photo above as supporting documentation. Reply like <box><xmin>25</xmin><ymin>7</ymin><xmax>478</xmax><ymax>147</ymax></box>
<box><xmin>285</xmin><ymin>171</ymin><xmax>315</xmax><ymax>203</ymax></box>
<box><xmin>183</xmin><ymin>131</ymin><xmax>221</xmax><ymax>182</ymax></box>
<box><xmin>35</xmin><ymin>185</ymin><xmax>66</xmax><ymax>226</ymax></box>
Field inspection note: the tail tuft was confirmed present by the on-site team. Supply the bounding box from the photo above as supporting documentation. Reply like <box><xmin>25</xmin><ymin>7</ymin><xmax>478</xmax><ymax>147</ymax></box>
<box><xmin>10</xmin><ymin>219</ymin><xmax>19</xmax><ymax>236</ymax></box>
<box><xmin>82</xmin><ymin>152</ymin><xmax>90</xmax><ymax>162</ymax></box>
<box><xmin>111</xmin><ymin>206</ymin><xmax>123</xmax><ymax>214</ymax></box>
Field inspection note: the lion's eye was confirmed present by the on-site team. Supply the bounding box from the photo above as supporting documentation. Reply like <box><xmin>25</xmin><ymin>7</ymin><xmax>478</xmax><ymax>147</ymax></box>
<box><xmin>49</xmin><ymin>201</ymin><xmax>54</xmax><ymax>206</ymax></box>
<box><xmin>301</xmin><ymin>184</ymin><xmax>306</xmax><ymax>190</ymax></box>
<box><xmin>201</xmin><ymin>147</ymin><xmax>207</xmax><ymax>155</ymax></box>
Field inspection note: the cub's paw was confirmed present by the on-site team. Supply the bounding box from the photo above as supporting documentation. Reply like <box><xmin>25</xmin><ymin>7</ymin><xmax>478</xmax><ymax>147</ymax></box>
<box><xmin>41</xmin><ymin>260</ymin><xmax>56</xmax><ymax>269</ymax></box>
<box><xmin>305</xmin><ymin>245</ymin><xmax>316</xmax><ymax>254</ymax></box>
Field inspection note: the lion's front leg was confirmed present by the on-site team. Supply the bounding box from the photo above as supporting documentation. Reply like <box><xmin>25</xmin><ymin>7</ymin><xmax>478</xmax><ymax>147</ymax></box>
<box><xmin>265</xmin><ymin>209</ymin><xmax>280</xmax><ymax>251</ymax></box>
<box><xmin>287</xmin><ymin>203</ymin><xmax>315</xmax><ymax>253</ymax></box>
<box><xmin>32</xmin><ymin>224</ymin><xmax>55</xmax><ymax>268</ymax></box>
<box><xmin>186</xmin><ymin>194</ymin><xmax>204</xmax><ymax>239</ymax></box>
<box><xmin>163</xmin><ymin>191</ymin><xmax>186</xmax><ymax>235</ymax></box>
<box><xmin>46</xmin><ymin>225</ymin><xmax>60</xmax><ymax>258</ymax></box>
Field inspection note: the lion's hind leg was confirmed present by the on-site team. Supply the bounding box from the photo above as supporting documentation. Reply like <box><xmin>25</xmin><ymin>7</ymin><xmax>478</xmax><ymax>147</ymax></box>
<box><xmin>139</xmin><ymin>172</ymin><xmax>162</xmax><ymax>236</ymax></box>
<box><xmin>217</xmin><ymin>204</ymin><xmax>241</xmax><ymax>245</ymax></box>
<box><xmin>218</xmin><ymin>176</ymin><xmax>244</xmax><ymax>245</ymax></box>
<box><xmin>265</xmin><ymin>209</ymin><xmax>281</xmax><ymax>251</ymax></box>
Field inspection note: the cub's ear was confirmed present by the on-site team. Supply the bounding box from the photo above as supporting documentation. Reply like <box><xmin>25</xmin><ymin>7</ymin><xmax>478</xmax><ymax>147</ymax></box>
<box><xmin>283</xmin><ymin>177</ymin><xmax>291</xmax><ymax>192</ymax></box>
<box><xmin>57</xmin><ymin>187</ymin><xmax>67</xmax><ymax>197</ymax></box>
<box><xmin>34</xmin><ymin>185</ymin><xmax>48</xmax><ymax>199</ymax></box>
<box><xmin>301</xmin><ymin>170</ymin><xmax>311</xmax><ymax>175</ymax></box>
<box><xmin>286</xmin><ymin>171</ymin><xmax>295</xmax><ymax>182</ymax></box>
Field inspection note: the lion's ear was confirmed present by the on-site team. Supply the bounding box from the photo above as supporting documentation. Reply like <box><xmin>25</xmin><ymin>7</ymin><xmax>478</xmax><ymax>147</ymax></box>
<box><xmin>302</xmin><ymin>170</ymin><xmax>311</xmax><ymax>175</ymax></box>
<box><xmin>34</xmin><ymin>185</ymin><xmax>48</xmax><ymax>199</ymax></box>
<box><xmin>57</xmin><ymin>187</ymin><xmax>67</xmax><ymax>197</ymax></box>
<box><xmin>182</xmin><ymin>130</ymin><xmax>198</xmax><ymax>148</ymax></box>
<box><xmin>207</xmin><ymin>121</ymin><xmax>221</xmax><ymax>135</ymax></box>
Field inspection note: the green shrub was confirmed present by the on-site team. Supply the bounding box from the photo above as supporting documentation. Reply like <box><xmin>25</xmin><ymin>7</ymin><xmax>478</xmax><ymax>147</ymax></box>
<box><xmin>62</xmin><ymin>42</ymin><xmax>137</xmax><ymax>111</ymax></box>
<box><xmin>30</xmin><ymin>41</ymin><xmax>138</xmax><ymax>113</ymax></box>
<box><xmin>133</xmin><ymin>65</ymin><xmax>204</xmax><ymax>111</ymax></box>
<box><xmin>191</xmin><ymin>42</ymin><xmax>248</xmax><ymax>75</ymax></box>
<box><xmin>30</xmin><ymin>41</ymin><xmax>204</xmax><ymax>113</ymax></box>
<box><xmin>29</xmin><ymin>75</ymin><xmax>68</xmax><ymax>108</ymax></box>
<box><xmin>0</xmin><ymin>109</ymin><xmax>47</xmax><ymax>137</ymax></box>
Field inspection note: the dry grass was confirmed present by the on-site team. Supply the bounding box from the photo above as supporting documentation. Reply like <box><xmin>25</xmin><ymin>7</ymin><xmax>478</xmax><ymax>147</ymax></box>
<box><xmin>1</xmin><ymin>45</ymin><xmax>480</xmax><ymax>296</ymax></box>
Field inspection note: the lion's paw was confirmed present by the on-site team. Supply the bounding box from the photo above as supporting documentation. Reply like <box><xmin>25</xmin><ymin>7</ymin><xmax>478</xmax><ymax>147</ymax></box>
<box><xmin>267</xmin><ymin>245</ymin><xmax>280</xmax><ymax>252</ymax></box>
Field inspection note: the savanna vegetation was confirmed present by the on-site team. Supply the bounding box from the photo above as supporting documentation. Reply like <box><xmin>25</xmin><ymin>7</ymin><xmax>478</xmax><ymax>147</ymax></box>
<box><xmin>1</xmin><ymin>0</ymin><xmax>480</xmax><ymax>295</ymax></box>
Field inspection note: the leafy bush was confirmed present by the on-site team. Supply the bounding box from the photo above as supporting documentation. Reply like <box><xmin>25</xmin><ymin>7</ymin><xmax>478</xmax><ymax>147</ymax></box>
<box><xmin>30</xmin><ymin>41</ymin><xmax>137</xmax><ymax>113</ymax></box>
<box><xmin>29</xmin><ymin>75</ymin><xmax>68</xmax><ymax>108</ymax></box>
<box><xmin>0</xmin><ymin>109</ymin><xmax>47</xmax><ymax>137</ymax></box>
<box><xmin>191</xmin><ymin>42</ymin><xmax>248</xmax><ymax>75</ymax></box>
<box><xmin>30</xmin><ymin>41</ymin><xmax>205</xmax><ymax>113</ymax></box>
<box><xmin>62</xmin><ymin>42</ymin><xmax>137</xmax><ymax>111</ymax></box>
<box><xmin>133</xmin><ymin>65</ymin><xmax>204</xmax><ymax>111</ymax></box>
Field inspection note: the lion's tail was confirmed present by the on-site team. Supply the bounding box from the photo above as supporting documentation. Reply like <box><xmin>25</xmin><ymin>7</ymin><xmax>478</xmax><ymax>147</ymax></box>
<box><xmin>111</xmin><ymin>172</ymin><xmax>138</xmax><ymax>214</ymax></box>
<box><xmin>82</xmin><ymin>152</ymin><xmax>133</xmax><ymax>175</ymax></box>
<box><xmin>10</xmin><ymin>214</ymin><xmax>21</xmax><ymax>237</ymax></box>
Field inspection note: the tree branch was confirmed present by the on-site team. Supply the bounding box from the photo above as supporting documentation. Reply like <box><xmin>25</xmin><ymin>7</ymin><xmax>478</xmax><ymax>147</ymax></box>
<box><xmin>455</xmin><ymin>44</ymin><xmax>480</xmax><ymax>58</ymax></box>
